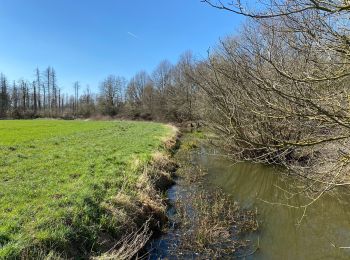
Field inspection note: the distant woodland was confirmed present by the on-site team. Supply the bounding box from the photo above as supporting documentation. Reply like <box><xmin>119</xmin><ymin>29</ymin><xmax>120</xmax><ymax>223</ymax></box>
<box><xmin>0</xmin><ymin>52</ymin><xmax>199</xmax><ymax>122</ymax></box>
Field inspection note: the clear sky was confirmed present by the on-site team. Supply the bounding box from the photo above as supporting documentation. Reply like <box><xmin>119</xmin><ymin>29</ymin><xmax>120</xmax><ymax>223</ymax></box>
<box><xmin>0</xmin><ymin>0</ymin><xmax>243</xmax><ymax>92</ymax></box>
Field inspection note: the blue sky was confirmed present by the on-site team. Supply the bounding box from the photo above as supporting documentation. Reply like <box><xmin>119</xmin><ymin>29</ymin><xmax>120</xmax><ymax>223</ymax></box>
<box><xmin>0</xmin><ymin>0</ymin><xmax>243</xmax><ymax>92</ymax></box>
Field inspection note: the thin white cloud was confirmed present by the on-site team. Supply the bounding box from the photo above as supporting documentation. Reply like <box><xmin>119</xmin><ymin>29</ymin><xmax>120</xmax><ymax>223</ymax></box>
<box><xmin>127</xmin><ymin>31</ymin><xmax>139</xmax><ymax>39</ymax></box>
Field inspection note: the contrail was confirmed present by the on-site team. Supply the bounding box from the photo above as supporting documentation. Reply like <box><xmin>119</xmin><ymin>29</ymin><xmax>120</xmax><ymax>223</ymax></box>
<box><xmin>127</xmin><ymin>31</ymin><xmax>139</xmax><ymax>39</ymax></box>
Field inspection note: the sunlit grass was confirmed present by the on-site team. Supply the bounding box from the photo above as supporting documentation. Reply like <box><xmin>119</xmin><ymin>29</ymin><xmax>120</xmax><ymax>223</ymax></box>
<box><xmin>0</xmin><ymin>120</ymin><xmax>171</xmax><ymax>258</ymax></box>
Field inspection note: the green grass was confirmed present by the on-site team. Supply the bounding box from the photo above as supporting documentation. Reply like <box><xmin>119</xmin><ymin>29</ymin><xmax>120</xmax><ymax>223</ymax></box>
<box><xmin>0</xmin><ymin>120</ymin><xmax>172</xmax><ymax>258</ymax></box>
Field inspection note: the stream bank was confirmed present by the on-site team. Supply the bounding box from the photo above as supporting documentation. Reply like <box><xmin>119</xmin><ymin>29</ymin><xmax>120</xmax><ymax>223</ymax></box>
<box><xmin>148</xmin><ymin>130</ymin><xmax>350</xmax><ymax>259</ymax></box>
<box><xmin>146</xmin><ymin>132</ymin><xmax>259</xmax><ymax>259</ymax></box>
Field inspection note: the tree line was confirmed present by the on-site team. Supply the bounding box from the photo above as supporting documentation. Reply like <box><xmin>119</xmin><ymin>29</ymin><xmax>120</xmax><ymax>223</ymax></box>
<box><xmin>0</xmin><ymin>67</ymin><xmax>62</xmax><ymax>118</ymax></box>
<box><xmin>0</xmin><ymin>52</ymin><xmax>200</xmax><ymax>122</ymax></box>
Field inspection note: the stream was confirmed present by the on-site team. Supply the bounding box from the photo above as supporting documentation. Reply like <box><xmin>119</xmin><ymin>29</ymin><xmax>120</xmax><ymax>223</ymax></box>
<box><xmin>149</xmin><ymin>140</ymin><xmax>350</xmax><ymax>259</ymax></box>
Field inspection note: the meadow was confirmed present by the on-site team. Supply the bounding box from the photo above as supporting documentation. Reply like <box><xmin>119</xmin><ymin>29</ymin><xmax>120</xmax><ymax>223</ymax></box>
<box><xmin>0</xmin><ymin>120</ymin><xmax>172</xmax><ymax>258</ymax></box>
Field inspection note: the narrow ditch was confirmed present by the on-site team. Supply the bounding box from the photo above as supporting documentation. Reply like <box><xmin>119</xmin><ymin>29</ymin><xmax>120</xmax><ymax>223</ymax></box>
<box><xmin>146</xmin><ymin>133</ymin><xmax>259</xmax><ymax>259</ymax></box>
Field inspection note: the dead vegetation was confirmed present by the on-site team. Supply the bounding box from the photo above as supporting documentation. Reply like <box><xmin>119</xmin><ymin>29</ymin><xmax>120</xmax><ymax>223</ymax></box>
<box><xmin>92</xmin><ymin>221</ymin><xmax>152</xmax><ymax>260</ymax></box>
<box><xmin>174</xmin><ymin>189</ymin><xmax>258</xmax><ymax>258</ymax></box>
<box><xmin>151</xmin><ymin>136</ymin><xmax>259</xmax><ymax>259</ymax></box>
<box><xmin>92</xmin><ymin>127</ymin><xmax>180</xmax><ymax>260</ymax></box>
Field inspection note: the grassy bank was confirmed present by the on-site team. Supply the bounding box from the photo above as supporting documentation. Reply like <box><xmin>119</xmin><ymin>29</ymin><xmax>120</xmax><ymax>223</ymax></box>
<box><xmin>0</xmin><ymin>120</ymin><xmax>176</xmax><ymax>259</ymax></box>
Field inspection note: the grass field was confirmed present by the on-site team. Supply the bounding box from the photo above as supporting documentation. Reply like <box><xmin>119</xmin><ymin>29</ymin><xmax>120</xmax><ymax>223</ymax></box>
<box><xmin>0</xmin><ymin>120</ymin><xmax>172</xmax><ymax>258</ymax></box>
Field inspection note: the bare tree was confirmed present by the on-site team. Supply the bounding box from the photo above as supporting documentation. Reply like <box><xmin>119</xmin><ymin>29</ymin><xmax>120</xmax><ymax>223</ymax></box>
<box><xmin>189</xmin><ymin>0</ymin><xmax>350</xmax><ymax>220</ymax></box>
<box><xmin>79</xmin><ymin>85</ymin><xmax>95</xmax><ymax>117</ymax></box>
<box><xmin>35</xmin><ymin>68</ymin><xmax>42</xmax><ymax>112</ymax></box>
<box><xmin>98</xmin><ymin>75</ymin><xmax>125</xmax><ymax>116</ymax></box>
<box><xmin>72</xmin><ymin>81</ymin><xmax>80</xmax><ymax>116</ymax></box>
<box><xmin>126</xmin><ymin>71</ymin><xmax>153</xmax><ymax>118</ymax></box>
<box><xmin>51</xmin><ymin>68</ymin><xmax>58</xmax><ymax>115</ymax></box>
<box><xmin>44</xmin><ymin>67</ymin><xmax>51</xmax><ymax>114</ymax></box>
<box><xmin>0</xmin><ymin>73</ymin><xmax>10</xmax><ymax>118</ymax></box>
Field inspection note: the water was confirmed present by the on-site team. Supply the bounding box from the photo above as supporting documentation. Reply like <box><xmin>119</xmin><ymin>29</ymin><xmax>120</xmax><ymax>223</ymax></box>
<box><xmin>196</xmin><ymin>145</ymin><xmax>350</xmax><ymax>260</ymax></box>
<box><xmin>148</xmin><ymin>141</ymin><xmax>350</xmax><ymax>259</ymax></box>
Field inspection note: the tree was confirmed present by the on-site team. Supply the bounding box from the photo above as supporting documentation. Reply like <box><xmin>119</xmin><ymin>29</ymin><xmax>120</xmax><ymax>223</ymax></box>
<box><xmin>73</xmin><ymin>81</ymin><xmax>80</xmax><ymax>116</ymax></box>
<box><xmin>51</xmin><ymin>68</ymin><xmax>58</xmax><ymax>114</ymax></box>
<box><xmin>44</xmin><ymin>67</ymin><xmax>51</xmax><ymax>114</ymax></box>
<box><xmin>126</xmin><ymin>71</ymin><xmax>152</xmax><ymax>116</ymax></box>
<box><xmin>152</xmin><ymin>60</ymin><xmax>173</xmax><ymax>95</ymax></box>
<box><xmin>79</xmin><ymin>85</ymin><xmax>95</xmax><ymax>117</ymax></box>
<box><xmin>151</xmin><ymin>60</ymin><xmax>173</xmax><ymax>118</ymax></box>
<box><xmin>193</xmin><ymin>0</ymin><xmax>350</xmax><ymax>215</ymax></box>
<box><xmin>0</xmin><ymin>73</ymin><xmax>10</xmax><ymax>118</ymax></box>
<box><xmin>170</xmin><ymin>52</ymin><xmax>198</xmax><ymax>121</ymax></box>
<box><xmin>35</xmin><ymin>68</ymin><xmax>42</xmax><ymax>111</ymax></box>
<box><xmin>98</xmin><ymin>75</ymin><xmax>125</xmax><ymax>116</ymax></box>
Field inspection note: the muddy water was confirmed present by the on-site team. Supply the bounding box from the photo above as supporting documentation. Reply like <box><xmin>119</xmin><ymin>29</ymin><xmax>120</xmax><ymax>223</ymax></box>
<box><xmin>148</xmin><ymin>140</ymin><xmax>350</xmax><ymax>259</ymax></box>
<box><xmin>195</xmin><ymin>145</ymin><xmax>350</xmax><ymax>260</ymax></box>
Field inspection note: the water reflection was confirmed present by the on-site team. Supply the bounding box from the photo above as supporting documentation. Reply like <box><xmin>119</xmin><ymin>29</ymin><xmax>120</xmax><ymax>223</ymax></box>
<box><xmin>195</xmin><ymin>146</ymin><xmax>350</xmax><ymax>260</ymax></box>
